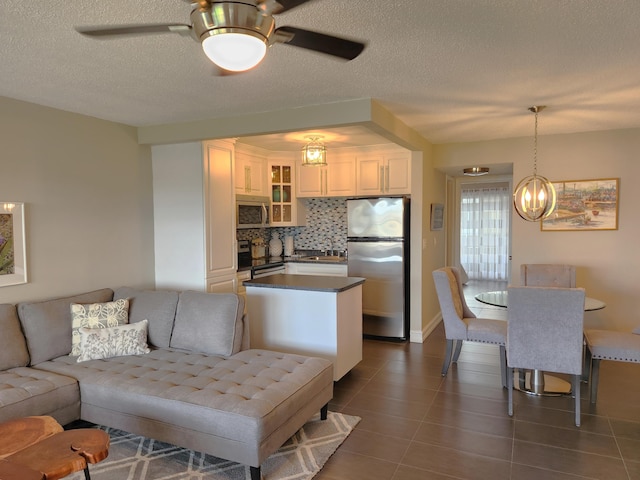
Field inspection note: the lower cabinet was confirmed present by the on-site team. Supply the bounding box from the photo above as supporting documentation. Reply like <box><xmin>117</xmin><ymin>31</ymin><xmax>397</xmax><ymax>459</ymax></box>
<box><xmin>285</xmin><ymin>263</ymin><xmax>347</xmax><ymax>276</ymax></box>
<box><xmin>235</xmin><ymin>270</ymin><xmax>251</xmax><ymax>313</ymax></box>
<box><xmin>206</xmin><ymin>276</ymin><xmax>237</xmax><ymax>294</ymax></box>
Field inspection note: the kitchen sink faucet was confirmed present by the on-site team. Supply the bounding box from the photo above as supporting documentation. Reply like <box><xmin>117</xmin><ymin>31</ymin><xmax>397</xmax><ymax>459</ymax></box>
<box><xmin>325</xmin><ymin>237</ymin><xmax>334</xmax><ymax>256</ymax></box>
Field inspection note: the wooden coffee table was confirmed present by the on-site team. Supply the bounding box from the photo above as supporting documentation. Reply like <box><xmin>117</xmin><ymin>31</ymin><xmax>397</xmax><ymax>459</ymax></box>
<box><xmin>0</xmin><ymin>416</ymin><xmax>63</xmax><ymax>460</ymax></box>
<box><xmin>0</xmin><ymin>458</ymin><xmax>45</xmax><ymax>480</ymax></box>
<box><xmin>0</xmin><ymin>416</ymin><xmax>109</xmax><ymax>480</ymax></box>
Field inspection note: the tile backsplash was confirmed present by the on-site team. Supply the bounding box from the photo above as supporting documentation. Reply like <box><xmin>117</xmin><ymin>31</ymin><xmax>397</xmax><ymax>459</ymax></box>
<box><xmin>236</xmin><ymin>197</ymin><xmax>347</xmax><ymax>254</ymax></box>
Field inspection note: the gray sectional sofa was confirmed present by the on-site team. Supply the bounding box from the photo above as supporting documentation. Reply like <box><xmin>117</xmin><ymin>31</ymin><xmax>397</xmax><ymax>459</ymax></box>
<box><xmin>0</xmin><ymin>287</ymin><xmax>334</xmax><ymax>480</ymax></box>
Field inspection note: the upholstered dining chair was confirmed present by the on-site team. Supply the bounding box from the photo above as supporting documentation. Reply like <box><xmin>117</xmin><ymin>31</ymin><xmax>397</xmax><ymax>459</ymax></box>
<box><xmin>432</xmin><ymin>267</ymin><xmax>507</xmax><ymax>387</ymax></box>
<box><xmin>520</xmin><ymin>264</ymin><xmax>576</xmax><ymax>287</ymax></box>
<box><xmin>583</xmin><ymin>329</ymin><xmax>640</xmax><ymax>403</ymax></box>
<box><xmin>506</xmin><ymin>286</ymin><xmax>586</xmax><ymax>426</ymax></box>
<box><xmin>519</xmin><ymin>264</ymin><xmax>577</xmax><ymax>392</ymax></box>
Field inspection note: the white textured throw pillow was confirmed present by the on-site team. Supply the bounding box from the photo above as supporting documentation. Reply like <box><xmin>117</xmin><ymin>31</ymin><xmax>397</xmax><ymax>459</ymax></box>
<box><xmin>633</xmin><ymin>326</ymin><xmax>640</xmax><ymax>335</ymax></box>
<box><xmin>70</xmin><ymin>299</ymin><xmax>129</xmax><ymax>356</ymax></box>
<box><xmin>77</xmin><ymin>320</ymin><xmax>150</xmax><ymax>363</ymax></box>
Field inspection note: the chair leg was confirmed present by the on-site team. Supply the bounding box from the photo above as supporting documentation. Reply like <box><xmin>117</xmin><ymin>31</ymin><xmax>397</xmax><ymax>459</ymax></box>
<box><xmin>590</xmin><ymin>358</ymin><xmax>601</xmax><ymax>404</ymax></box>
<box><xmin>452</xmin><ymin>339</ymin><xmax>463</xmax><ymax>363</ymax></box>
<box><xmin>499</xmin><ymin>345</ymin><xmax>507</xmax><ymax>388</ymax></box>
<box><xmin>507</xmin><ymin>366</ymin><xmax>514</xmax><ymax>417</ymax></box>
<box><xmin>582</xmin><ymin>343</ymin><xmax>592</xmax><ymax>383</ymax></box>
<box><xmin>441</xmin><ymin>339</ymin><xmax>455</xmax><ymax>376</ymax></box>
<box><xmin>573</xmin><ymin>375</ymin><xmax>581</xmax><ymax>427</ymax></box>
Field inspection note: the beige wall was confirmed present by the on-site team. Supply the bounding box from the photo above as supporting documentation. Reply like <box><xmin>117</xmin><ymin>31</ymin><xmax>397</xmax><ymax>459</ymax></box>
<box><xmin>0</xmin><ymin>96</ymin><xmax>155</xmax><ymax>304</ymax></box>
<box><xmin>435</xmin><ymin>128</ymin><xmax>640</xmax><ymax>332</ymax></box>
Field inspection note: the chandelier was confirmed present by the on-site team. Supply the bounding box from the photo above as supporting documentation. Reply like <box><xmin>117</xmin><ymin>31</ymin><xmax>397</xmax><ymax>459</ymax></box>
<box><xmin>513</xmin><ymin>106</ymin><xmax>557</xmax><ymax>221</ymax></box>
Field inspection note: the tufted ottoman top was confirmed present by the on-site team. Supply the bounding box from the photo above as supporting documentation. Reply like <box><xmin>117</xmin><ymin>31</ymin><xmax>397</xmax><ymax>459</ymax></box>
<box><xmin>33</xmin><ymin>349</ymin><xmax>333</xmax><ymax>443</ymax></box>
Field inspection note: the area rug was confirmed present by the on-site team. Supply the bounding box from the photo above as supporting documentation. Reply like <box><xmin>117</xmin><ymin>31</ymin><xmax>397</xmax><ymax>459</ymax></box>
<box><xmin>65</xmin><ymin>412</ymin><xmax>359</xmax><ymax>480</ymax></box>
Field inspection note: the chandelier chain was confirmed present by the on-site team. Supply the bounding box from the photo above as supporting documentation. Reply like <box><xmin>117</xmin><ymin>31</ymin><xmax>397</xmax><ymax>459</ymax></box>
<box><xmin>533</xmin><ymin>109</ymin><xmax>538</xmax><ymax>176</ymax></box>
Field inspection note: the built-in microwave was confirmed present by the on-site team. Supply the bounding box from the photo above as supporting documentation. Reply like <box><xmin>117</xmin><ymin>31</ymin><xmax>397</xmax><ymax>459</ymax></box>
<box><xmin>236</xmin><ymin>194</ymin><xmax>270</xmax><ymax>229</ymax></box>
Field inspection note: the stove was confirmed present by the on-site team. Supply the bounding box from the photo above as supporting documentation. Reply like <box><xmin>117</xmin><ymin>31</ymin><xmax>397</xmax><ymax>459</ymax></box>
<box><xmin>237</xmin><ymin>240</ymin><xmax>285</xmax><ymax>278</ymax></box>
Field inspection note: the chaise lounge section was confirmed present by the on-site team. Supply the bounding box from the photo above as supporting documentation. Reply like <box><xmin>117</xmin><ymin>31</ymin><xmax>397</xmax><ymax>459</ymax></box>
<box><xmin>1</xmin><ymin>287</ymin><xmax>334</xmax><ymax>480</ymax></box>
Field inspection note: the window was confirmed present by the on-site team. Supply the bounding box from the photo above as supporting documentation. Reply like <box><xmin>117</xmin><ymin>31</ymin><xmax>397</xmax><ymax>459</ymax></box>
<box><xmin>460</xmin><ymin>184</ymin><xmax>510</xmax><ymax>280</ymax></box>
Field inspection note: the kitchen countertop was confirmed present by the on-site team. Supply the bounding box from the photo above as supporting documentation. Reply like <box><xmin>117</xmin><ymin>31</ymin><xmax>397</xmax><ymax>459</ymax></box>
<box><xmin>243</xmin><ymin>274</ymin><xmax>364</xmax><ymax>292</ymax></box>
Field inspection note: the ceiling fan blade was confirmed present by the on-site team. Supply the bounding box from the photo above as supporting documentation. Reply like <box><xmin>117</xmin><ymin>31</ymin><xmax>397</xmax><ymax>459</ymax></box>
<box><xmin>275</xmin><ymin>26</ymin><xmax>366</xmax><ymax>60</ymax></box>
<box><xmin>76</xmin><ymin>24</ymin><xmax>192</xmax><ymax>38</ymax></box>
<box><xmin>270</xmin><ymin>0</ymin><xmax>317</xmax><ymax>13</ymax></box>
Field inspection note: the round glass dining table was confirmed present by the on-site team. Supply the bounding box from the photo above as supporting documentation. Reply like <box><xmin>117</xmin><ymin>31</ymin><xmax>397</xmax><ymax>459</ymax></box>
<box><xmin>474</xmin><ymin>290</ymin><xmax>606</xmax><ymax>396</ymax></box>
<box><xmin>475</xmin><ymin>290</ymin><xmax>606</xmax><ymax>311</ymax></box>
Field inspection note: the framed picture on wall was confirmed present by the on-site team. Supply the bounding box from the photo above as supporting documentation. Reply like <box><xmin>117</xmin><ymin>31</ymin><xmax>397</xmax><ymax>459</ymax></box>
<box><xmin>430</xmin><ymin>203</ymin><xmax>444</xmax><ymax>231</ymax></box>
<box><xmin>541</xmin><ymin>178</ymin><xmax>619</xmax><ymax>231</ymax></box>
<box><xmin>0</xmin><ymin>202</ymin><xmax>27</xmax><ymax>287</ymax></box>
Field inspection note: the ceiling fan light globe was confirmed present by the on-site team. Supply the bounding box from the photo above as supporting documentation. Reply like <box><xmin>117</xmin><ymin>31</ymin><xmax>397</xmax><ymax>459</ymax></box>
<box><xmin>202</xmin><ymin>33</ymin><xmax>267</xmax><ymax>72</ymax></box>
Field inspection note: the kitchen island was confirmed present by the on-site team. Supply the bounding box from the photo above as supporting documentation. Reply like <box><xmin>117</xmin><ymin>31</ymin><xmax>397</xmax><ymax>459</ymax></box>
<box><xmin>244</xmin><ymin>274</ymin><xmax>365</xmax><ymax>380</ymax></box>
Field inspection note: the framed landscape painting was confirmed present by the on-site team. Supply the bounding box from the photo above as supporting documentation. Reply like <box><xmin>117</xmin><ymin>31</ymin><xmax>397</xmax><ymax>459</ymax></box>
<box><xmin>541</xmin><ymin>178</ymin><xmax>619</xmax><ymax>231</ymax></box>
<box><xmin>0</xmin><ymin>202</ymin><xmax>27</xmax><ymax>286</ymax></box>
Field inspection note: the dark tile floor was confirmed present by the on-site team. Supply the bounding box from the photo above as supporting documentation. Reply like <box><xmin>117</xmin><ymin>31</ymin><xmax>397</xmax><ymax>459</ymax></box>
<box><xmin>319</xmin><ymin>280</ymin><xmax>640</xmax><ymax>480</ymax></box>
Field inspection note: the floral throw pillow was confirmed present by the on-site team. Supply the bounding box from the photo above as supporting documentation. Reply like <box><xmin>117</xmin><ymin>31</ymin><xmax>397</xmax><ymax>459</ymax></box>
<box><xmin>77</xmin><ymin>320</ymin><xmax>151</xmax><ymax>363</ymax></box>
<box><xmin>70</xmin><ymin>299</ymin><xmax>129</xmax><ymax>357</ymax></box>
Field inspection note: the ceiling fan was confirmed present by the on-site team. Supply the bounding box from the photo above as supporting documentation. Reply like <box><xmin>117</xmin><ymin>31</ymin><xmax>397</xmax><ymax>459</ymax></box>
<box><xmin>76</xmin><ymin>0</ymin><xmax>366</xmax><ymax>73</ymax></box>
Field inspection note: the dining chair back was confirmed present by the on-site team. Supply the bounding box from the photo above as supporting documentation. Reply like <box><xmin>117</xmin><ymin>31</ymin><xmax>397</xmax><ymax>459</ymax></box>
<box><xmin>506</xmin><ymin>286</ymin><xmax>585</xmax><ymax>426</ymax></box>
<box><xmin>432</xmin><ymin>267</ymin><xmax>507</xmax><ymax>386</ymax></box>
<box><xmin>521</xmin><ymin>264</ymin><xmax>576</xmax><ymax>287</ymax></box>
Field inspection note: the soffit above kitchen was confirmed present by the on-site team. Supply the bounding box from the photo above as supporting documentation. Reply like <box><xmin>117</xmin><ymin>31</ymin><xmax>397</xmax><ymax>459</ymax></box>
<box><xmin>2</xmin><ymin>1</ymin><xmax>640</xmax><ymax>144</ymax></box>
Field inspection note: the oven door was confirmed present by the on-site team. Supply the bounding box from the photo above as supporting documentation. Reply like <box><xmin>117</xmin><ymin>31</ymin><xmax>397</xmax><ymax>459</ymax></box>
<box><xmin>252</xmin><ymin>264</ymin><xmax>285</xmax><ymax>278</ymax></box>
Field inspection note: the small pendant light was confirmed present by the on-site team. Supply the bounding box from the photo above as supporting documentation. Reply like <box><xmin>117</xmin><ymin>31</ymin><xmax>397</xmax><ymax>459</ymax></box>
<box><xmin>301</xmin><ymin>136</ymin><xmax>327</xmax><ymax>167</ymax></box>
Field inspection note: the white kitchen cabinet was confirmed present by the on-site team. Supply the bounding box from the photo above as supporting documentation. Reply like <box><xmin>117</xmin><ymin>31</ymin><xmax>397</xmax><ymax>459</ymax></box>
<box><xmin>235</xmin><ymin>270</ymin><xmax>251</xmax><ymax>312</ymax></box>
<box><xmin>268</xmin><ymin>156</ymin><xmax>306</xmax><ymax>226</ymax></box>
<box><xmin>356</xmin><ymin>152</ymin><xmax>411</xmax><ymax>195</ymax></box>
<box><xmin>296</xmin><ymin>155</ymin><xmax>356</xmax><ymax>197</ymax></box>
<box><xmin>152</xmin><ymin>139</ymin><xmax>237</xmax><ymax>292</ymax></box>
<box><xmin>235</xmin><ymin>147</ymin><xmax>266</xmax><ymax>195</ymax></box>
<box><xmin>285</xmin><ymin>262</ymin><xmax>348</xmax><ymax>276</ymax></box>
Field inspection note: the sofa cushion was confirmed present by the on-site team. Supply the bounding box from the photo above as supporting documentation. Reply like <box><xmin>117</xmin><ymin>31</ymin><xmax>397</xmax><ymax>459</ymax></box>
<box><xmin>0</xmin><ymin>367</ymin><xmax>80</xmax><ymax>425</ymax></box>
<box><xmin>170</xmin><ymin>291</ymin><xmax>244</xmax><ymax>357</ymax></box>
<box><xmin>70</xmin><ymin>299</ymin><xmax>129</xmax><ymax>356</ymax></box>
<box><xmin>17</xmin><ymin>289</ymin><xmax>114</xmax><ymax>365</ymax></box>
<box><xmin>113</xmin><ymin>287</ymin><xmax>178</xmax><ymax>348</ymax></box>
<box><xmin>77</xmin><ymin>320</ymin><xmax>151</xmax><ymax>362</ymax></box>
<box><xmin>0</xmin><ymin>304</ymin><xmax>30</xmax><ymax>370</ymax></box>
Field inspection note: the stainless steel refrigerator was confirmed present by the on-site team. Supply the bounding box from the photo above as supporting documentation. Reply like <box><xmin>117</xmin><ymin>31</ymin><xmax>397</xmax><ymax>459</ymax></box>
<box><xmin>347</xmin><ymin>196</ymin><xmax>410</xmax><ymax>341</ymax></box>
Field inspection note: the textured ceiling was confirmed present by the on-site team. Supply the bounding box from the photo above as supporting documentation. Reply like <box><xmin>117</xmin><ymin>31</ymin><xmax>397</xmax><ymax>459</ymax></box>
<box><xmin>2</xmin><ymin>0</ymin><xmax>640</xmax><ymax>148</ymax></box>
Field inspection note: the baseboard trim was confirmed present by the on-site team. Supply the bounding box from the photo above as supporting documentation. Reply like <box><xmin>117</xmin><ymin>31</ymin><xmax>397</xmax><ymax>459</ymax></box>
<box><xmin>409</xmin><ymin>314</ymin><xmax>442</xmax><ymax>343</ymax></box>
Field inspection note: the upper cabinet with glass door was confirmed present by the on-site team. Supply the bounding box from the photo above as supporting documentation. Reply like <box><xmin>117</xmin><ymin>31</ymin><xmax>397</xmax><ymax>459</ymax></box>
<box><xmin>268</xmin><ymin>156</ymin><xmax>306</xmax><ymax>226</ymax></box>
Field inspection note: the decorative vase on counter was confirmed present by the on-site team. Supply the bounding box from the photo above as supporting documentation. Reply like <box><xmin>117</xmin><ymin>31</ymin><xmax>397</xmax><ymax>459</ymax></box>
<box><xmin>284</xmin><ymin>235</ymin><xmax>294</xmax><ymax>257</ymax></box>
<box><xmin>269</xmin><ymin>232</ymin><xmax>283</xmax><ymax>257</ymax></box>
